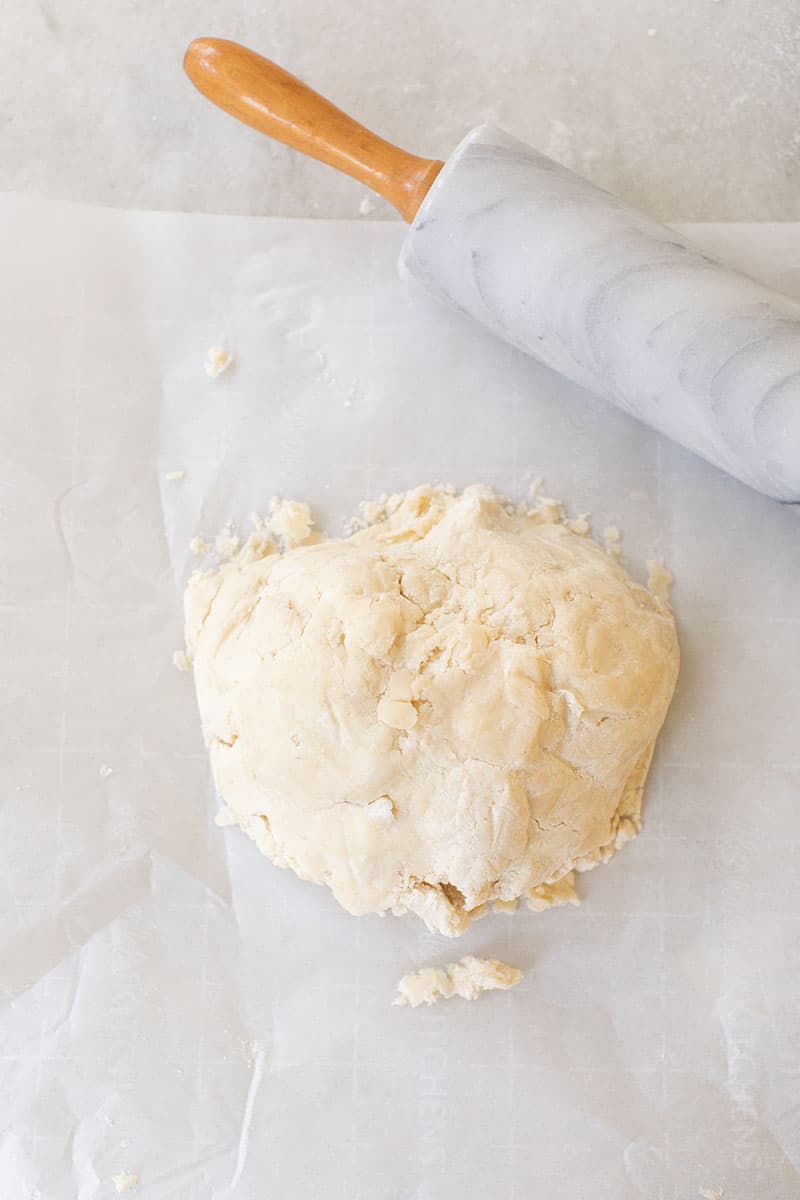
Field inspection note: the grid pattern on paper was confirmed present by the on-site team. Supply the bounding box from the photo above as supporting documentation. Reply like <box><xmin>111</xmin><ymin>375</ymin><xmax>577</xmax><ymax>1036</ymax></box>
<box><xmin>1</xmin><ymin>197</ymin><xmax>799</xmax><ymax>1200</ymax></box>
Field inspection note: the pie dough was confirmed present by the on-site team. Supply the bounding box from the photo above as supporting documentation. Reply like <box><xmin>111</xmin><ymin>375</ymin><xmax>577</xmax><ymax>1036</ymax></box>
<box><xmin>394</xmin><ymin>956</ymin><xmax>522</xmax><ymax>1007</ymax></box>
<box><xmin>185</xmin><ymin>485</ymin><xmax>678</xmax><ymax>936</ymax></box>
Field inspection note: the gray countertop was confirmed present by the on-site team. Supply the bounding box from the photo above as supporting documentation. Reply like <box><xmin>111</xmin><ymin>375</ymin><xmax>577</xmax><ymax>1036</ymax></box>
<box><xmin>4</xmin><ymin>0</ymin><xmax>799</xmax><ymax>221</ymax></box>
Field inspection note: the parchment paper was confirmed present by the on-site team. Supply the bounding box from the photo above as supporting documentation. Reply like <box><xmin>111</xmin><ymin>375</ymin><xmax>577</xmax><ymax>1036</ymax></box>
<box><xmin>1</xmin><ymin>195</ymin><xmax>798</xmax><ymax>1200</ymax></box>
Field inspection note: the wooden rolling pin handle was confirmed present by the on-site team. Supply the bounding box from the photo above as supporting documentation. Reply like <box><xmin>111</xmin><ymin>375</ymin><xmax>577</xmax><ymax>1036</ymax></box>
<box><xmin>183</xmin><ymin>38</ymin><xmax>443</xmax><ymax>222</ymax></box>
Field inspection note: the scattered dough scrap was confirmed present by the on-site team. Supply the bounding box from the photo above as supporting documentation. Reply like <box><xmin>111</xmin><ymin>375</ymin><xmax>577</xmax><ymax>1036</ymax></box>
<box><xmin>358</xmin><ymin>195</ymin><xmax>376</xmax><ymax>215</ymax></box>
<box><xmin>165</xmin><ymin>470</ymin><xmax>185</xmax><ymax>482</ymax></box>
<box><xmin>215</xmin><ymin>526</ymin><xmax>241</xmax><ymax>559</ymax></box>
<box><xmin>112</xmin><ymin>1174</ymin><xmax>138</xmax><ymax>1194</ymax></box>
<box><xmin>647</xmin><ymin>559</ymin><xmax>673</xmax><ymax>604</ymax></box>
<box><xmin>526</xmin><ymin>870</ymin><xmax>580</xmax><ymax>912</ymax></box>
<box><xmin>172</xmin><ymin>649</ymin><xmax>192</xmax><ymax>672</ymax></box>
<box><xmin>565</xmin><ymin>514</ymin><xmax>591</xmax><ymax>535</ymax></box>
<box><xmin>190</xmin><ymin>535</ymin><xmax>210</xmax><ymax>556</ymax></box>
<box><xmin>268</xmin><ymin>498</ymin><xmax>314</xmax><ymax>549</ymax></box>
<box><xmin>205</xmin><ymin>345</ymin><xmax>233</xmax><ymax>378</ymax></box>
<box><xmin>531</xmin><ymin>495</ymin><xmax>565</xmax><ymax>523</ymax></box>
<box><xmin>603</xmin><ymin>525</ymin><xmax>622</xmax><ymax>557</ymax></box>
<box><xmin>394</xmin><ymin>956</ymin><xmax>522</xmax><ymax>1007</ymax></box>
<box><xmin>207</xmin><ymin>505</ymin><xmax>314</xmax><ymax>564</ymax></box>
<box><xmin>347</xmin><ymin>497</ymin><xmax>388</xmax><ymax>534</ymax></box>
<box><xmin>237</xmin><ymin>529</ymin><xmax>276</xmax><ymax>566</ymax></box>
<box><xmin>99</xmin><ymin>764</ymin><xmax>113</xmax><ymax>779</ymax></box>
<box><xmin>698</xmin><ymin>1189</ymin><xmax>724</xmax><ymax>1200</ymax></box>
<box><xmin>185</xmin><ymin>485</ymin><xmax>678</xmax><ymax>937</ymax></box>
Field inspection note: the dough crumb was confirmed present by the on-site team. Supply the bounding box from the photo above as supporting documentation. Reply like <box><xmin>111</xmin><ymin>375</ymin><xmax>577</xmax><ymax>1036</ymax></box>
<box><xmin>172</xmin><ymin>649</ymin><xmax>192</xmax><ymax>672</ymax></box>
<box><xmin>529</xmin><ymin>495</ymin><xmax>565</xmax><ymax>524</ymax></box>
<box><xmin>394</xmin><ymin>956</ymin><xmax>522</xmax><ymax>1007</ymax></box>
<box><xmin>526</xmin><ymin>476</ymin><xmax>566</xmax><ymax>523</ymax></box>
<box><xmin>647</xmin><ymin>26</ymin><xmax>657</xmax><ymax>35</ymax></box>
<box><xmin>268</xmin><ymin>498</ymin><xmax>315</xmax><ymax>549</ymax></box>
<box><xmin>565</xmin><ymin>513</ymin><xmax>591</xmax><ymax>535</ymax></box>
<box><xmin>527</xmin><ymin>871</ymin><xmax>580</xmax><ymax>912</ymax></box>
<box><xmin>237</xmin><ymin>529</ymin><xmax>276</xmax><ymax>566</ymax></box>
<box><xmin>614</xmin><ymin>812</ymin><xmax>641</xmax><ymax>849</ymax></box>
<box><xmin>200</xmin><ymin>507</ymin><xmax>306</xmax><ymax>572</ymax></box>
<box><xmin>112</xmin><ymin>1174</ymin><xmax>138</xmax><ymax>1194</ymax></box>
<box><xmin>215</xmin><ymin>526</ymin><xmax>241</xmax><ymax>559</ymax></box>
<box><xmin>99</xmin><ymin>764</ymin><xmax>113</xmax><ymax>779</ymax></box>
<box><xmin>358</xmin><ymin>195</ymin><xmax>376</xmax><ymax>215</ymax></box>
<box><xmin>205</xmin><ymin>346</ymin><xmax>233</xmax><ymax>378</ymax></box>
<box><xmin>698</xmin><ymin>1189</ymin><xmax>724</xmax><ymax>1200</ymax></box>
<box><xmin>603</xmin><ymin>525</ymin><xmax>622</xmax><ymax>556</ymax></box>
<box><xmin>165</xmin><ymin>470</ymin><xmax>185</xmax><ymax>482</ymax></box>
<box><xmin>647</xmin><ymin>559</ymin><xmax>673</xmax><ymax>604</ymax></box>
<box><xmin>347</xmin><ymin>496</ymin><xmax>388</xmax><ymax>533</ymax></box>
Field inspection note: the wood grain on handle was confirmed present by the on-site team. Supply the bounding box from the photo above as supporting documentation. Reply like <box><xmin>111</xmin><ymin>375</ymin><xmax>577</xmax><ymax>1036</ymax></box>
<box><xmin>184</xmin><ymin>38</ymin><xmax>444</xmax><ymax>222</ymax></box>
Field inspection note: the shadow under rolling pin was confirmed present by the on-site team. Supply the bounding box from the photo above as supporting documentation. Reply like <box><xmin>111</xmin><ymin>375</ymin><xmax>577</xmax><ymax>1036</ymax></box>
<box><xmin>184</xmin><ymin>37</ymin><xmax>800</xmax><ymax>503</ymax></box>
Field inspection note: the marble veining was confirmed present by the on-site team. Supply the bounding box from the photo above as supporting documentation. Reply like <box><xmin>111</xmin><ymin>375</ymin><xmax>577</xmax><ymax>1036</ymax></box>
<box><xmin>400</xmin><ymin>125</ymin><xmax>800</xmax><ymax>501</ymax></box>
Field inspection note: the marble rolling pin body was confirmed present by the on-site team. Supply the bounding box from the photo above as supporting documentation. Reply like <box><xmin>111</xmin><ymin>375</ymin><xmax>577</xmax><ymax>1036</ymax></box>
<box><xmin>184</xmin><ymin>40</ymin><xmax>800</xmax><ymax>501</ymax></box>
<box><xmin>401</xmin><ymin>126</ymin><xmax>800</xmax><ymax>501</ymax></box>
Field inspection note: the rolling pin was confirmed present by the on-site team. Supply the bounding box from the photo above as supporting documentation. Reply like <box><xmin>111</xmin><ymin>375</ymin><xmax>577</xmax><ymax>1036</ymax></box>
<box><xmin>184</xmin><ymin>38</ymin><xmax>800</xmax><ymax>502</ymax></box>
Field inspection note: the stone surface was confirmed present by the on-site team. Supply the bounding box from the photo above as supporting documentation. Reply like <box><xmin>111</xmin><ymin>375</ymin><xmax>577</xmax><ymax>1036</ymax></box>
<box><xmin>4</xmin><ymin>0</ymin><xmax>799</xmax><ymax>221</ymax></box>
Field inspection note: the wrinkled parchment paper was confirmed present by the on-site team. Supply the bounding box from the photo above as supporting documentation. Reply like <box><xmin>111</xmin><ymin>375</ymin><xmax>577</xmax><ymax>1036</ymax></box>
<box><xmin>2</xmin><ymin>196</ymin><xmax>799</xmax><ymax>1200</ymax></box>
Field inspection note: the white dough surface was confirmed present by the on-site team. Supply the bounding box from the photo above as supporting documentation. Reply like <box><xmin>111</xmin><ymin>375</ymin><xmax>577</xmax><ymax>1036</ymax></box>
<box><xmin>186</xmin><ymin>486</ymin><xmax>678</xmax><ymax>936</ymax></box>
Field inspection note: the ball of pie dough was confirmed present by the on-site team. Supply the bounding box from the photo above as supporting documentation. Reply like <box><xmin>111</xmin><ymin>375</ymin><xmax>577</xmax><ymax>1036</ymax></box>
<box><xmin>185</xmin><ymin>486</ymin><xmax>678</xmax><ymax>936</ymax></box>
